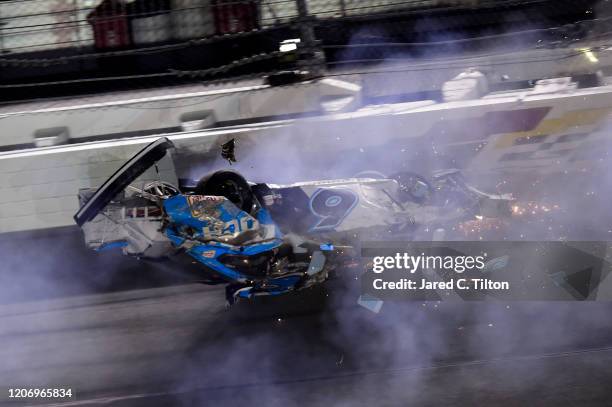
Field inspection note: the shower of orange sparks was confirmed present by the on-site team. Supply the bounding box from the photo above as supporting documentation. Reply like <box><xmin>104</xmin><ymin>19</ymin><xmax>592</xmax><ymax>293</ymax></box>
<box><xmin>457</xmin><ymin>201</ymin><xmax>561</xmax><ymax>238</ymax></box>
<box><xmin>510</xmin><ymin>201</ymin><xmax>560</xmax><ymax>217</ymax></box>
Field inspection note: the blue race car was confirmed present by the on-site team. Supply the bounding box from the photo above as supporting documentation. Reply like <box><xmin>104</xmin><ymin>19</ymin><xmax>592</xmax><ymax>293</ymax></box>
<box><xmin>74</xmin><ymin>138</ymin><xmax>512</xmax><ymax>304</ymax></box>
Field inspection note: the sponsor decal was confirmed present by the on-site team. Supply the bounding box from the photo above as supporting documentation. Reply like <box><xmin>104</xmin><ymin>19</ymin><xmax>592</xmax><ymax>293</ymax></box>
<box><xmin>426</xmin><ymin>107</ymin><xmax>552</xmax><ymax>145</ymax></box>
<box><xmin>202</xmin><ymin>250</ymin><xmax>216</xmax><ymax>258</ymax></box>
<box><xmin>494</xmin><ymin>108</ymin><xmax>611</xmax><ymax>149</ymax></box>
<box><xmin>188</xmin><ymin>195</ymin><xmax>225</xmax><ymax>203</ymax></box>
<box><xmin>490</xmin><ymin>108</ymin><xmax>612</xmax><ymax>166</ymax></box>
<box><xmin>187</xmin><ymin>195</ymin><xmax>224</xmax><ymax>218</ymax></box>
<box><xmin>202</xmin><ymin>217</ymin><xmax>260</xmax><ymax>239</ymax></box>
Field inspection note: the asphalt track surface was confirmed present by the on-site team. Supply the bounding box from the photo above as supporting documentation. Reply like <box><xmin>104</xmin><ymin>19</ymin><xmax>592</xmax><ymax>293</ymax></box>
<box><xmin>1</xmin><ymin>230</ymin><xmax>612</xmax><ymax>407</ymax></box>
<box><xmin>3</xmin><ymin>127</ymin><xmax>612</xmax><ymax>406</ymax></box>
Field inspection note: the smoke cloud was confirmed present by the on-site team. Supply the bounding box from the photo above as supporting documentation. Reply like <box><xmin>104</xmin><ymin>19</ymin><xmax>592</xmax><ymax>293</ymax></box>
<box><xmin>2</xmin><ymin>7</ymin><xmax>612</xmax><ymax>405</ymax></box>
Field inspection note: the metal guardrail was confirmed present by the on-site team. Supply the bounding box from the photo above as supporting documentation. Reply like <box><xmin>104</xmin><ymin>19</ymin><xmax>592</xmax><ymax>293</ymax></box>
<box><xmin>2</xmin><ymin>79</ymin><xmax>612</xmax><ymax>233</ymax></box>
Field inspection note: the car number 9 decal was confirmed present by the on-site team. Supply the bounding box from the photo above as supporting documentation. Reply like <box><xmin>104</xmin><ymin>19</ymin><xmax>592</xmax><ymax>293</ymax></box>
<box><xmin>309</xmin><ymin>188</ymin><xmax>358</xmax><ymax>231</ymax></box>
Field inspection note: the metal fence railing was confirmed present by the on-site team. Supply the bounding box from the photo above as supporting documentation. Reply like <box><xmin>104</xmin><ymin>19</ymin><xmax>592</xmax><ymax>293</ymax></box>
<box><xmin>0</xmin><ymin>0</ymin><xmax>532</xmax><ymax>55</ymax></box>
<box><xmin>0</xmin><ymin>0</ymin><xmax>603</xmax><ymax>102</ymax></box>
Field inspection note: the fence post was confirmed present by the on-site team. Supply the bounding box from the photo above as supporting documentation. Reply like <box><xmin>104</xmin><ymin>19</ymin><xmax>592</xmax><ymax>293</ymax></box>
<box><xmin>295</xmin><ymin>0</ymin><xmax>325</xmax><ymax>76</ymax></box>
<box><xmin>0</xmin><ymin>7</ymin><xmax>5</xmax><ymax>54</ymax></box>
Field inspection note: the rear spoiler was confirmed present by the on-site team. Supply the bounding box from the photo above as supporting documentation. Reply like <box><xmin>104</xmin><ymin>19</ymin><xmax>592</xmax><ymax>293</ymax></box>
<box><xmin>74</xmin><ymin>137</ymin><xmax>175</xmax><ymax>226</ymax></box>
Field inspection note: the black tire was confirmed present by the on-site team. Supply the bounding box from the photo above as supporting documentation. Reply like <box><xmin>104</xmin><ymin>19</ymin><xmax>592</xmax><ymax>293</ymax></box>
<box><xmin>389</xmin><ymin>171</ymin><xmax>432</xmax><ymax>204</ymax></box>
<box><xmin>194</xmin><ymin>170</ymin><xmax>254</xmax><ymax>213</ymax></box>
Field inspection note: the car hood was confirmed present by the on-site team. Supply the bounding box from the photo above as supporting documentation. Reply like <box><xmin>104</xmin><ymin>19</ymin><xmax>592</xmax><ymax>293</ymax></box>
<box><xmin>74</xmin><ymin>137</ymin><xmax>175</xmax><ymax>226</ymax></box>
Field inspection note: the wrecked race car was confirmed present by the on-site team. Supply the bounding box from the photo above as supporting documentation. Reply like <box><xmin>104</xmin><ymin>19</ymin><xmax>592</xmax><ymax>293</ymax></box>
<box><xmin>74</xmin><ymin>137</ymin><xmax>513</xmax><ymax>304</ymax></box>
